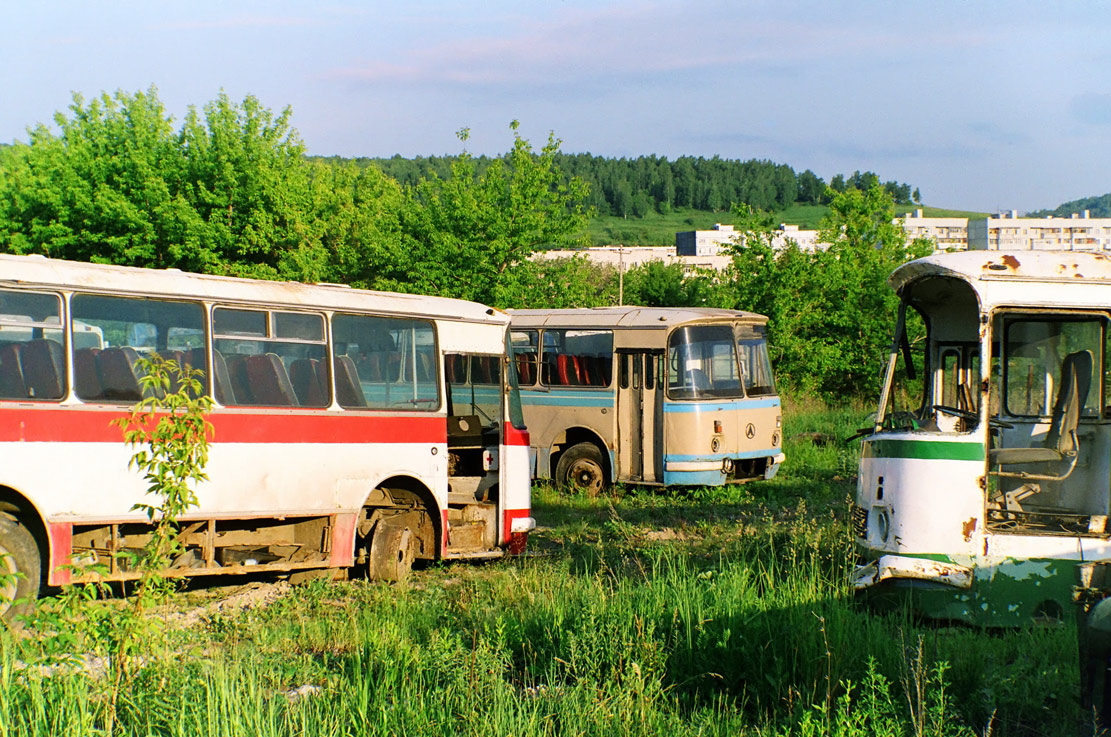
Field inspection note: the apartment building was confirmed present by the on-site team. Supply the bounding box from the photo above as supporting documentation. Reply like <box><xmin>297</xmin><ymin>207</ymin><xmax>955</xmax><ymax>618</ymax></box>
<box><xmin>902</xmin><ymin>209</ymin><xmax>969</xmax><ymax>250</ymax></box>
<box><xmin>967</xmin><ymin>210</ymin><xmax>1111</xmax><ymax>251</ymax></box>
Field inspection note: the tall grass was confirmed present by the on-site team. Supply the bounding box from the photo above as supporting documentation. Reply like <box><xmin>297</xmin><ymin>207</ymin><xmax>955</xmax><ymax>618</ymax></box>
<box><xmin>0</xmin><ymin>396</ymin><xmax>1086</xmax><ymax>736</ymax></box>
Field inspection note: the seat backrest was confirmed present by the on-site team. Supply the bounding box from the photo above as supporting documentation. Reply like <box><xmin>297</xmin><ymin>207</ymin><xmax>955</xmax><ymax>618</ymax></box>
<box><xmin>245</xmin><ymin>353</ymin><xmax>297</xmax><ymax>406</ymax></box>
<box><xmin>290</xmin><ymin>358</ymin><xmax>327</xmax><ymax>407</ymax></box>
<box><xmin>0</xmin><ymin>343</ymin><xmax>27</xmax><ymax>399</ymax></box>
<box><xmin>21</xmin><ymin>339</ymin><xmax>65</xmax><ymax>400</ymax></box>
<box><xmin>98</xmin><ymin>346</ymin><xmax>145</xmax><ymax>401</ymax></box>
<box><xmin>73</xmin><ymin>347</ymin><xmax>103</xmax><ymax>399</ymax></box>
<box><xmin>334</xmin><ymin>354</ymin><xmax>367</xmax><ymax>408</ymax></box>
<box><xmin>1045</xmin><ymin>350</ymin><xmax>1093</xmax><ymax>455</ymax></box>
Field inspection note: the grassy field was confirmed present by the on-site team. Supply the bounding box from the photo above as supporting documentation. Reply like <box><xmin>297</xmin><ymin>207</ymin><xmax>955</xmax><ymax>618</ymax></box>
<box><xmin>585</xmin><ymin>205</ymin><xmax>991</xmax><ymax>247</ymax></box>
<box><xmin>0</xmin><ymin>399</ymin><xmax>1088</xmax><ymax>736</ymax></box>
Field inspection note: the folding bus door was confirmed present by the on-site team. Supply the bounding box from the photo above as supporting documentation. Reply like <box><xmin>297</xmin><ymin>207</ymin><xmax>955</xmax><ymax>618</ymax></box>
<box><xmin>617</xmin><ymin>351</ymin><xmax>663</xmax><ymax>483</ymax></box>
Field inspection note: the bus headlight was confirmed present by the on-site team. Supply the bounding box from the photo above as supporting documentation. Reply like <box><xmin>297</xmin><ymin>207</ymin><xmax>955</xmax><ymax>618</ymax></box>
<box><xmin>875</xmin><ymin>508</ymin><xmax>891</xmax><ymax>542</ymax></box>
<box><xmin>711</xmin><ymin>437</ymin><xmax>721</xmax><ymax>453</ymax></box>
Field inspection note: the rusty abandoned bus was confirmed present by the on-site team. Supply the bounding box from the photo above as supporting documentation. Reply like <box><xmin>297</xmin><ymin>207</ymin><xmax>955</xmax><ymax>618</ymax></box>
<box><xmin>508</xmin><ymin>307</ymin><xmax>783</xmax><ymax>493</ymax></box>
<box><xmin>0</xmin><ymin>254</ymin><xmax>532</xmax><ymax>617</ymax></box>
<box><xmin>854</xmin><ymin>250</ymin><xmax>1111</xmax><ymax>626</ymax></box>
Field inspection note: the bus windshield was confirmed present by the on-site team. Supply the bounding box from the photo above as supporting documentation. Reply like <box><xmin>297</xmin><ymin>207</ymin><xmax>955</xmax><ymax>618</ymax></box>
<box><xmin>737</xmin><ymin>334</ymin><xmax>776</xmax><ymax>396</ymax></box>
<box><xmin>667</xmin><ymin>325</ymin><xmax>744</xmax><ymax>400</ymax></box>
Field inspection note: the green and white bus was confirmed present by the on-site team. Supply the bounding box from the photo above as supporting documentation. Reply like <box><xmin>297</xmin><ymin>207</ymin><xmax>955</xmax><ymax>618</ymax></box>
<box><xmin>854</xmin><ymin>250</ymin><xmax>1111</xmax><ymax>626</ymax></box>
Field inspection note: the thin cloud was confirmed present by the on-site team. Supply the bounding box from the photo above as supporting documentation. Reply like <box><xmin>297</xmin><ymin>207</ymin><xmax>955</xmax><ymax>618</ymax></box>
<box><xmin>152</xmin><ymin>15</ymin><xmax>314</xmax><ymax>32</ymax></box>
<box><xmin>322</xmin><ymin>3</ymin><xmax>984</xmax><ymax>92</ymax></box>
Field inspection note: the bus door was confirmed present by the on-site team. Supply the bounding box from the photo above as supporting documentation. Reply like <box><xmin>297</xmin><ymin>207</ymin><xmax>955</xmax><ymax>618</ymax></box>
<box><xmin>617</xmin><ymin>350</ymin><xmax>663</xmax><ymax>483</ymax></box>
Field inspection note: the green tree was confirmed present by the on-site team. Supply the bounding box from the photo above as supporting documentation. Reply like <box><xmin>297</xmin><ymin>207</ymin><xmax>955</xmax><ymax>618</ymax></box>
<box><xmin>0</xmin><ymin>88</ymin><xmax>401</xmax><ymax>285</ymax></box>
<box><xmin>369</xmin><ymin>122</ymin><xmax>592</xmax><ymax>307</ymax></box>
<box><xmin>725</xmin><ymin>187</ymin><xmax>931</xmax><ymax>396</ymax></box>
<box><xmin>623</xmin><ymin>261</ymin><xmax>718</xmax><ymax>307</ymax></box>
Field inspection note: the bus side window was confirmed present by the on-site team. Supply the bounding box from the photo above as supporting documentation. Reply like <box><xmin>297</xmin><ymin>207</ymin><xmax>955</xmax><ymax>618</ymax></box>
<box><xmin>511</xmin><ymin>330</ymin><xmax>538</xmax><ymax>386</ymax></box>
<box><xmin>0</xmin><ymin>289</ymin><xmax>64</xmax><ymax>401</ymax></box>
<box><xmin>71</xmin><ymin>294</ymin><xmax>205</xmax><ymax>403</ymax></box>
<box><xmin>331</xmin><ymin>313</ymin><xmax>438</xmax><ymax>410</ymax></box>
<box><xmin>214</xmin><ymin>308</ymin><xmax>328</xmax><ymax>408</ymax></box>
<box><xmin>543</xmin><ymin>329</ymin><xmax>613</xmax><ymax>388</ymax></box>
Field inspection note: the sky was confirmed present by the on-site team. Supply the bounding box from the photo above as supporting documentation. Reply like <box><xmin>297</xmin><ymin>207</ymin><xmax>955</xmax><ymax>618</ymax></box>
<box><xmin>3</xmin><ymin>1</ymin><xmax>1110</xmax><ymax>214</ymax></box>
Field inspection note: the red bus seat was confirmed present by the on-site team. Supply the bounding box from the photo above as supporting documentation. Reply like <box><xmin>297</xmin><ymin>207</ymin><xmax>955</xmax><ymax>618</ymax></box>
<box><xmin>245</xmin><ymin>353</ymin><xmax>297</xmax><ymax>406</ymax></box>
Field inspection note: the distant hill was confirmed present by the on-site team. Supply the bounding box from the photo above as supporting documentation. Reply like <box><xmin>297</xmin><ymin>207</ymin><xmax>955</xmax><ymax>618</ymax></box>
<box><xmin>1029</xmin><ymin>193</ymin><xmax>1111</xmax><ymax>218</ymax></box>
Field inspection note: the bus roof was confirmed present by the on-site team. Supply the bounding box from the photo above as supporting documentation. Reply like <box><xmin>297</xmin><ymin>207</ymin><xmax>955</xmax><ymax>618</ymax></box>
<box><xmin>0</xmin><ymin>254</ymin><xmax>508</xmax><ymax>326</ymax></box>
<box><xmin>890</xmin><ymin>250</ymin><xmax>1111</xmax><ymax>311</ymax></box>
<box><xmin>507</xmin><ymin>306</ymin><xmax>767</xmax><ymax>330</ymax></box>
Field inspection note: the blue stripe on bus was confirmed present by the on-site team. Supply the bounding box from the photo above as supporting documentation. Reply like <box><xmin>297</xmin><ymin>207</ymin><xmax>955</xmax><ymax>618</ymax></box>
<box><xmin>663</xmin><ymin>469</ymin><xmax>728</xmax><ymax>486</ymax></box>
<box><xmin>663</xmin><ymin>397</ymin><xmax>780</xmax><ymax>413</ymax></box>
<box><xmin>665</xmin><ymin>448</ymin><xmax>779</xmax><ymax>463</ymax></box>
<box><xmin>520</xmin><ymin>390</ymin><xmax>615</xmax><ymax>408</ymax></box>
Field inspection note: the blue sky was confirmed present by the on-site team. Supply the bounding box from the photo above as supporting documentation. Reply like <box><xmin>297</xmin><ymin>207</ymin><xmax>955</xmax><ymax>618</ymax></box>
<box><xmin>3</xmin><ymin>1</ymin><xmax>1110</xmax><ymax>214</ymax></box>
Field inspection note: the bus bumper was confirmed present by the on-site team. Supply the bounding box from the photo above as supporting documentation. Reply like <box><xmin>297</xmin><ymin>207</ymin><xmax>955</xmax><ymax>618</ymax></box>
<box><xmin>764</xmin><ymin>453</ymin><xmax>785</xmax><ymax>479</ymax></box>
<box><xmin>853</xmin><ymin>554</ymin><xmax>973</xmax><ymax>590</ymax></box>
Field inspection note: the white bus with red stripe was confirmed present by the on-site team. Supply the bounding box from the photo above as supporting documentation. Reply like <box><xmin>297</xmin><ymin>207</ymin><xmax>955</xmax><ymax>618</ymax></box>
<box><xmin>0</xmin><ymin>254</ymin><xmax>533</xmax><ymax>616</ymax></box>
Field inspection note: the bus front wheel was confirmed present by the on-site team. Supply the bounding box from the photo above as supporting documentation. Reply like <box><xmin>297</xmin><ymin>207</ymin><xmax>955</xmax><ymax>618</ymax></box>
<box><xmin>0</xmin><ymin>515</ymin><xmax>40</xmax><ymax>621</ymax></box>
<box><xmin>556</xmin><ymin>443</ymin><xmax>607</xmax><ymax>497</ymax></box>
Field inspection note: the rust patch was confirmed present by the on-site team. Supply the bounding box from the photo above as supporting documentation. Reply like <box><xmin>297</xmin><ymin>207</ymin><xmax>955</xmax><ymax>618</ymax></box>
<box><xmin>1001</xmin><ymin>254</ymin><xmax>1020</xmax><ymax>270</ymax></box>
<box><xmin>962</xmin><ymin>517</ymin><xmax>978</xmax><ymax>542</ymax></box>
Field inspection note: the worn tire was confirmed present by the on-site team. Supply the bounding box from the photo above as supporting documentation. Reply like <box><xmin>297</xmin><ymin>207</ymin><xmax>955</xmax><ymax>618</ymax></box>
<box><xmin>0</xmin><ymin>515</ymin><xmax>41</xmax><ymax>621</ymax></box>
<box><xmin>367</xmin><ymin>519</ymin><xmax>415</xmax><ymax>582</ymax></box>
<box><xmin>555</xmin><ymin>443</ymin><xmax>607</xmax><ymax>497</ymax></box>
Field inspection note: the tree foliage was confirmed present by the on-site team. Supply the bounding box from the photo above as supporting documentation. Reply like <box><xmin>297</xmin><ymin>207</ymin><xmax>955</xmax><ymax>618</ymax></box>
<box><xmin>366</xmin><ymin>122</ymin><xmax>592</xmax><ymax>306</ymax></box>
<box><xmin>725</xmin><ymin>186</ymin><xmax>933</xmax><ymax>396</ymax></box>
<box><xmin>368</xmin><ymin>152</ymin><xmax>919</xmax><ymax>217</ymax></box>
<box><xmin>0</xmin><ymin>87</ymin><xmax>402</xmax><ymax>283</ymax></box>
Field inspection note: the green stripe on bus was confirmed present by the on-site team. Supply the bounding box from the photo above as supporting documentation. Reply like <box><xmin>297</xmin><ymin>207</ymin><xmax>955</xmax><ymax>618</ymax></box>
<box><xmin>863</xmin><ymin>439</ymin><xmax>985</xmax><ymax>461</ymax></box>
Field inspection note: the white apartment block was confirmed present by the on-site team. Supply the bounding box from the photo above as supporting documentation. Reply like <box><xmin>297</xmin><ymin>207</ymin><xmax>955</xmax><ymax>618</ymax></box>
<box><xmin>967</xmin><ymin>210</ymin><xmax>1111</xmax><ymax>251</ymax></box>
<box><xmin>538</xmin><ymin>208</ymin><xmax>1111</xmax><ymax>276</ymax></box>
<box><xmin>902</xmin><ymin>209</ymin><xmax>969</xmax><ymax>250</ymax></box>
<box><xmin>675</xmin><ymin>222</ymin><xmax>822</xmax><ymax>255</ymax></box>
<box><xmin>532</xmin><ymin>245</ymin><xmax>731</xmax><ymax>272</ymax></box>
<box><xmin>675</xmin><ymin>223</ymin><xmax>738</xmax><ymax>256</ymax></box>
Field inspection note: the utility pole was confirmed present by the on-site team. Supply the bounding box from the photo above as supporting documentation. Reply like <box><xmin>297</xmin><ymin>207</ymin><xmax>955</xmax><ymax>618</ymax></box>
<box><xmin>617</xmin><ymin>245</ymin><xmax>625</xmax><ymax>306</ymax></box>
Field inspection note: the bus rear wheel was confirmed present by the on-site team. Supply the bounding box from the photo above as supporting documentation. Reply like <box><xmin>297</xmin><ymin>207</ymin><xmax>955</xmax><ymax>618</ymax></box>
<box><xmin>556</xmin><ymin>443</ymin><xmax>606</xmax><ymax>497</ymax></box>
<box><xmin>0</xmin><ymin>515</ymin><xmax>40</xmax><ymax>621</ymax></box>
<box><xmin>368</xmin><ymin>518</ymin><xmax>415</xmax><ymax>582</ymax></box>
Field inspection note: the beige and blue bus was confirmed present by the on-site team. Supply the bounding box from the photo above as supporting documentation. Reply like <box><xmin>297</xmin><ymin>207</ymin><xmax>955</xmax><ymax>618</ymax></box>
<box><xmin>508</xmin><ymin>307</ymin><xmax>783</xmax><ymax>493</ymax></box>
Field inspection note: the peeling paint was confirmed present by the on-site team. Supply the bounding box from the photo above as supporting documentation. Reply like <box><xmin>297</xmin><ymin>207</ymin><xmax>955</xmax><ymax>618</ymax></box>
<box><xmin>1001</xmin><ymin>254</ymin><xmax>1021</xmax><ymax>270</ymax></box>
<box><xmin>961</xmin><ymin>517</ymin><xmax>978</xmax><ymax>542</ymax></box>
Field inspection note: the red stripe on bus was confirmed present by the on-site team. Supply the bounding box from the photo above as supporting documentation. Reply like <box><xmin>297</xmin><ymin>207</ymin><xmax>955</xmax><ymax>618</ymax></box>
<box><xmin>49</xmin><ymin>522</ymin><xmax>72</xmax><ymax>586</ymax></box>
<box><xmin>502</xmin><ymin>508</ymin><xmax>531</xmax><ymax>545</ymax></box>
<box><xmin>503</xmin><ymin>422</ymin><xmax>530</xmax><ymax>447</ymax></box>
<box><xmin>0</xmin><ymin>407</ymin><xmax>447</xmax><ymax>444</ymax></box>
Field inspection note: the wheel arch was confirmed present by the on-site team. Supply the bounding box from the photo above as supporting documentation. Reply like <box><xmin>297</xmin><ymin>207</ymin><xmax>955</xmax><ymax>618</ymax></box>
<box><xmin>364</xmin><ymin>475</ymin><xmax>443</xmax><ymax>560</ymax></box>
<box><xmin>550</xmin><ymin>427</ymin><xmax>613</xmax><ymax>483</ymax></box>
